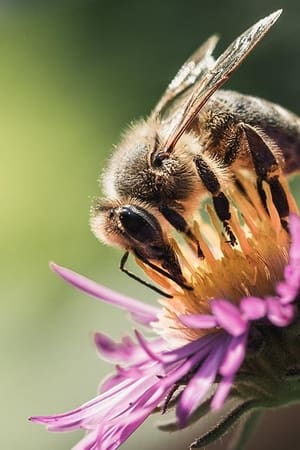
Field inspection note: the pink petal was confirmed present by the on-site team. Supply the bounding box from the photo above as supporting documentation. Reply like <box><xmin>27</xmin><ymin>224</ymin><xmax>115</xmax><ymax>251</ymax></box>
<box><xmin>94</xmin><ymin>333</ymin><xmax>138</xmax><ymax>362</ymax></box>
<box><xmin>240</xmin><ymin>297</ymin><xmax>267</xmax><ymax>320</ymax></box>
<box><xmin>211</xmin><ymin>375</ymin><xmax>234</xmax><ymax>410</ymax></box>
<box><xmin>219</xmin><ymin>333</ymin><xmax>248</xmax><ymax>377</ymax></box>
<box><xmin>277</xmin><ymin>263</ymin><xmax>300</xmax><ymax>305</ymax></box>
<box><xmin>266</xmin><ymin>298</ymin><xmax>296</xmax><ymax>327</ymax></box>
<box><xmin>277</xmin><ymin>281</ymin><xmax>299</xmax><ymax>305</ymax></box>
<box><xmin>30</xmin><ymin>377</ymin><xmax>140</xmax><ymax>430</ymax></box>
<box><xmin>99</xmin><ymin>373</ymin><xmax>125</xmax><ymax>394</ymax></box>
<box><xmin>288</xmin><ymin>214</ymin><xmax>300</xmax><ymax>261</ymax></box>
<box><xmin>283</xmin><ymin>265</ymin><xmax>300</xmax><ymax>287</ymax></box>
<box><xmin>94</xmin><ymin>333</ymin><xmax>164</xmax><ymax>365</ymax></box>
<box><xmin>50</xmin><ymin>262</ymin><xmax>160</xmax><ymax>324</ymax></box>
<box><xmin>134</xmin><ymin>330</ymin><xmax>164</xmax><ymax>363</ymax></box>
<box><xmin>211</xmin><ymin>299</ymin><xmax>248</xmax><ymax>336</ymax></box>
<box><xmin>179</xmin><ymin>313</ymin><xmax>217</xmax><ymax>329</ymax></box>
<box><xmin>162</xmin><ymin>333</ymin><xmax>219</xmax><ymax>364</ymax></box>
<box><xmin>176</xmin><ymin>338</ymin><xmax>228</xmax><ymax>427</ymax></box>
<box><xmin>72</xmin><ymin>429</ymin><xmax>99</xmax><ymax>450</ymax></box>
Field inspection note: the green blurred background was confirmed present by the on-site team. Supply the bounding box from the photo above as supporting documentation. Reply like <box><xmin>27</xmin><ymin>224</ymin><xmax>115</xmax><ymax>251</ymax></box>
<box><xmin>2</xmin><ymin>1</ymin><xmax>300</xmax><ymax>449</ymax></box>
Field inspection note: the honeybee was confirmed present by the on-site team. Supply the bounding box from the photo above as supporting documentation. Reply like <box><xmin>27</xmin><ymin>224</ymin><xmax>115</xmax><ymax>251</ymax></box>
<box><xmin>91</xmin><ymin>10</ymin><xmax>300</xmax><ymax>296</ymax></box>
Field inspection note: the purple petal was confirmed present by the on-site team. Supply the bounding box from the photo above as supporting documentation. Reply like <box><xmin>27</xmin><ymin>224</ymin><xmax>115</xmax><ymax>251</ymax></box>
<box><xmin>99</xmin><ymin>372</ymin><xmax>126</xmax><ymax>394</ymax></box>
<box><xmin>160</xmin><ymin>344</ymin><xmax>219</xmax><ymax>392</ymax></box>
<box><xmin>176</xmin><ymin>337</ymin><xmax>228</xmax><ymax>427</ymax></box>
<box><xmin>162</xmin><ymin>333</ymin><xmax>220</xmax><ymax>364</ymax></box>
<box><xmin>47</xmin><ymin>374</ymin><xmax>159</xmax><ymax>435</ymax></box>
<box><xmin>134</xmin><ymin>330</ymin><xmax>164</xmax><ymax>363</ymax></box>
<box><xmin>102</xmin><ymin>383</ymin><xmax>166</xmax><ymax>450</ymax></box>
<box><xmin>211</xmin><ymin>299</ymin><xmax>248</xmax><ymax>336</ymax></box>
<box><xmin>266</xmin><ymin>297</ymin><xmax>296</xmax><ymax>327</ymax></box>
<box><xmin>288</xmin><ymin>214</ymin><xmax>300</xmax><ymax>261</ymax></box>
<box><xmin>179</xmin><ymin>313</ymin><xmax>217</xmax><ymax>329</ymax></box>
<box><xmin>93</xmin><ymin>378</ymin><xmax>170</xmax><ymax>450</ymax></box>
<box><xmin>130</xmin><ymin>311</ymin><xmax>159</xmax><ymax>325</ymax></box>
<box><xmin>240</xmin><ymin>297</ymin><xmax>267</xmax><ymax>320</ymax></box>
<box><xmin>283</xmin><ymin>265</ymin><xmax>300</xmax><ymax>287</ymax></box>
<box><xmin>72</xmin><ymin>429</ymin><xmax>98</xmax><ymax>450</ymax></box>
<box><xmin>211</xmin><ymin>375</ymin><xmax>234</xmax><ymax>410</ymax></box>
<box><xmin>72</xmin><ymin>380</ymin><xmax>166</xmax><ymax>450</ymax></box>
<box><xmin>277</xmin><ymin>263</ymin><xmax>300</xmax><ymax>305</ymax></box>
<box><xmin>30</xmin><ymin>377</ymin><xmax>139</xmax><ymax>429</ymax></box>
<box><xmin>219</xmin><ymin>332</ymin><xmax>248</xmax><ymax>377</ymax></box>
<box><xmin>94</xmin><ymin>333</ymin><xmax>165</xmax><ymax>365</ymax></box>
<box><xmin>114</xmin><ymin>359</ymin><xmax>161</xmax><ymax>380</ymax></box>
<box><xmin>50</xmin><ymin>262</ymin><xmax>160</xmax><ymax>324</ymax></box>
<box><xmin>94</xmin><ymin>333</ymin><xmax>139</xmax><ymax>362</ymax></box>
<box><xmin>277</xmin><ymin>280</ymin><xmax>299</xmax><ymax>305</ymax></box>
<box><xmin>277</xmin><ymin>215</ymin><xmax>300</xmax><ymax>305</ymax></box>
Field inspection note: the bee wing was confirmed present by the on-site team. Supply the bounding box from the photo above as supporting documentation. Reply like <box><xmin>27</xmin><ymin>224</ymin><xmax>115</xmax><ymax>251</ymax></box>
<box><xmin>152</xmin><ymin>35</ymin><xmax>219</xmax><ymax>116</ymax></box>
<box><xmin>161</xmin><ymin>10</ymin><xmax>282</xmax><ymax>153</ymax></box>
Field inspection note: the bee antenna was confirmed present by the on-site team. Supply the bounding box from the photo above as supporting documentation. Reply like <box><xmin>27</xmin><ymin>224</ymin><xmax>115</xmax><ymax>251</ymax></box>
<box><xmin>120</xmin><ymin>251</ymin><xmax>173</xmax><ymax>299</ymax></box>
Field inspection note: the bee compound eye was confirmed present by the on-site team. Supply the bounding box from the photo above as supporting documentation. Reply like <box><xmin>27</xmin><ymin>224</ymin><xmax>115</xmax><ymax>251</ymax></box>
<box><xmin>119</xmin><ymin>206</ymin><xmax>162</xmax><ymax>244</ymax></box>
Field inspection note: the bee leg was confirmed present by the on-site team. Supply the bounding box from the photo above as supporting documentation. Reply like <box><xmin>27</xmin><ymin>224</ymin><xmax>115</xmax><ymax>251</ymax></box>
<box><xmin>194</xmin><ymin>155</ymin><xmax>237</xmax><ymax>245</ymax></box>
<box><xmin>240</xmin><ymin>123</ymin><xmax>289</xmax><ymax>231</ymax></box>
<box><xmin>120</xmin><ymin>251</ymin><xmax>173</xmax><ymax>298</ymax></box>
<box><xmin>256</xmin><ymin>177</ymin><xmax>268</xmax><ymax>212</ymax></box>
<box><xmin>133</xmin><ymin>249</ymin><xmax>193</xmax><ymax>291</ymax></box>
<box><xmin>158</xmin><ymin>204</ymin><xmax>204</xmax><ymax>257</ymax></box>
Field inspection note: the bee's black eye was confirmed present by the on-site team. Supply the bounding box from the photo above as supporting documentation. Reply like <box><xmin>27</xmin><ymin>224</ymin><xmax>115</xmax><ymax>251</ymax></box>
<box><xmin>119</xmin><ymin>205</ymin><xmax>162</xmax><ymax>243</ymax></box>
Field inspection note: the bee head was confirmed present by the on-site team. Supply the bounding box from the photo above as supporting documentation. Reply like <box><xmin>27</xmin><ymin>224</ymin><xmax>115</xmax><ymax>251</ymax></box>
<box><xmin>90</xmin><ymin>198</ymin><xmax>188</xmax><ymax>288</ymax></box>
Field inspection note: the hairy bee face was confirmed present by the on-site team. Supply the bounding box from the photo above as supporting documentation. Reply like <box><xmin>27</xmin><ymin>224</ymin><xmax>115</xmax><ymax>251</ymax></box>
<box><xmin>102</xmin><ymin>121</ymin><xmax>201</xmax><ymax>208</ymax></box>
<box><xmin>90</xmin><ymin>198</ymin><xmax>189</xmax><ymax>289</ymax></box>
<box><xmin>90</xmin><ymin>198</ymin><xmax>162</xmax><ymax>251</ymax></box>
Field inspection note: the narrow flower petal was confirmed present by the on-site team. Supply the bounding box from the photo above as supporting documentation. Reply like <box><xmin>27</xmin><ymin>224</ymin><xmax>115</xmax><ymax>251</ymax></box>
<box><xmin>134</xmin><ymin>330</ymin><xmax>164</xmax><ymax>363</ymax></box>
<box><xmin>114</xmin><ymin>358</ymin><xmax>162</xmax><ymax>380</ymax></box>
<box><xmin>219</xmin><ymin>332</ymin><xmax>248</xmax><ymax>377</ymax></box>
<box><xmin>211</xmin><ymin>299</ymin><xmax>248</xmax><ymax>336</ymax></box>
<box><xmin>179</xmin><ymin>313</ymin><xmax>217</xmax><ymax>329</ymax></box>
<box><xmin>94</xmin><ymin>333</ymin><xmax>139</xmax><ymax>363</ymax></box>
<box><xmin>176</xmin><ymin>337</ymin><xmax>228</xmax><ymax>427</ymax></box>
<box><xmin>288</xmin><ymin>214</ymin><xmax>300</xmax><ymax>261</ymax></box>
<box><xmin>72</xmin><ymin>429</ymin><xmax>98</xmax><ymax>450</ymax></box>
<box><xmin>50</xmin><ymin>262</ymin><xmax>160</xmax><ymax>324</ymax></box>
<box><xmin>240</xmin><ymin>297</ymin><xmax>267</xmax><ymax>320</ymax></box>
<box><xmin>30</xmin><ymin>378</ymin><xmax>139</xmax><ymax>429</ymax></box>
<box><xmin>162</xmin><ymin>333</ymin><xmax>219</xmax><ymax>364</ymax></box>
<box><xmin>284</xmin><ymin>265</ymin><xmax>300</xmax><ymax>288</ymax></box>
<box><xmin>266</xmin><ymin>298</ymin><xmax>296</xmax><ymax>327</ymax></box>
<box><xmin>277</xmin><ymin>281</ymin><xmax>300</xmax><ymax>305</ymax></box>
<box><xmin>130</xmin><ymin>311</ymin><xmax>159</xmax><ymax>326</ymax></box>
<box><xmin>95</xmin><ymin>384</ymin><xmax>165</xmax><ymax>450</ymax></box>
<box><xmin>73</xmin><ymin>380</ymin><xmax>166</xmax><ymax>450</ymax></box>
<box><xmin>276</xmin><ymin>215</ymin><xmax>300</xmax><ymax>305</ymax></box>
<box><xmin>211</xmin><ymin>375</ymin><xmax>234</xmax><ymax>411</ymax></box>
<box><xmin>99</xmin><ymin>373</ymin><xmax>126</xmax><ymax>394</ymax></box>
<box><xmin>94</xmin><ymin>333</ymin><xmax>165</xmax><ymax>365</ymax></box>
<box><xmin>276</xmin><ymin>263</ymin><xmax>300</xmax><ymax>305</ymax></box>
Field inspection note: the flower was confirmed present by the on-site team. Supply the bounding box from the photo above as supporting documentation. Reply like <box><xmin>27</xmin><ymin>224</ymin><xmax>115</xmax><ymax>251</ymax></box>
<box><xmin>30</xmin><ymin>175</ymin><xmax>300</xmax><ymax>449</ymax></box>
